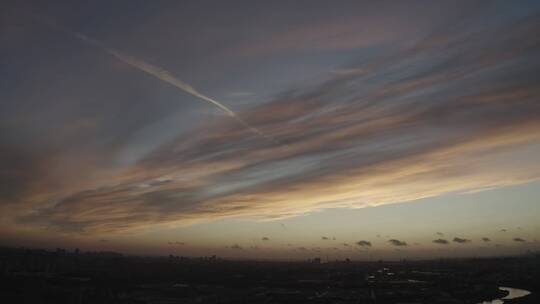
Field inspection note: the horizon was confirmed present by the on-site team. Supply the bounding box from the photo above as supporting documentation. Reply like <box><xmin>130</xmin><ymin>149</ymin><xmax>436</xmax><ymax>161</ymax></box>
<box><xmin>3</xmin><ymin>245</ymin><xmax>537</xmax><ymax>263</ymax></box>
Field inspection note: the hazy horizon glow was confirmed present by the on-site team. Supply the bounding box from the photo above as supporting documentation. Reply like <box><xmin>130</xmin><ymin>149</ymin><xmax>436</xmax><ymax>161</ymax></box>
<box><xmin>1</xmin><ymin>0</ymin><xmax>540</xmax><ymax>260</ymax></box>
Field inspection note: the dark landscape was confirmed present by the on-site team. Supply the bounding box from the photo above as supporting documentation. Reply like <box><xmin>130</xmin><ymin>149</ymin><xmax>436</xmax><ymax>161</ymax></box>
<box><xmin>1</xmin><ymin>247</ymin><xmax>538</xmax><ymax>304</ymax></box>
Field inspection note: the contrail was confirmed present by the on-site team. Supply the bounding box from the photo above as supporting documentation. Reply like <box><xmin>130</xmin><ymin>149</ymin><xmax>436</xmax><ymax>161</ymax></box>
<box><xmin>47</xmin><ymin>20</ymin><xmax>275</xmax><ymax>142</ymax></box>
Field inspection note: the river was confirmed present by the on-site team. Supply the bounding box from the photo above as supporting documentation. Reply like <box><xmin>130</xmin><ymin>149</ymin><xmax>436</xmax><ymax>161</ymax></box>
<box><xmin>479</xmin><ymin>286</ymin><xmax>531</xmax><ymax>304</ymax></box>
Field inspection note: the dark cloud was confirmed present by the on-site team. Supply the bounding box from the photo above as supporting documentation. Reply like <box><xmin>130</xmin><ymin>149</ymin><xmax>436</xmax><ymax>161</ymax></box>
<box><xmin>453</xmin><ymin>237</ymin><xmax>471</xmax><ymax>244</ymax></box>
<box><xmin>230</xmin><ymin>244</ymin><xmax>243</xmax><ymax>250</ymax></box>
<box><xmin>321</xmin><ymin>236</ymin><xmax>329</xmax><ymax>240</ymax></box>
<box><xmin>388</xmin><ymin>239</ymin><xmax>407</xmax><ymax>246</ymax></box>
<box><xmin>513</xmin><ymin>237</ymin><xmax>526</xmax><ymax>242</ymax></box>
<box><xmin>356</xmin><ymin>240</ymin><xmax>372</xmax><ymax>247</ymax></box>
<box><xmin>433</xmin><ymin>239</ymin><xmax>449</xmax><ymax>245</ymax></box>
<box><xmin>481</xmin><ymin>237</ymin><xmax>491</xmax><ymax>242</ymax></box>
<box><xmin>500</xmin><ymin>229</ymin><xmax>507</xmax><ymax>232</ymax></box>
<box><xmin>261</xmin><ymin>237</ymin><xmax>270</xmax><ymax>241</ymax></box>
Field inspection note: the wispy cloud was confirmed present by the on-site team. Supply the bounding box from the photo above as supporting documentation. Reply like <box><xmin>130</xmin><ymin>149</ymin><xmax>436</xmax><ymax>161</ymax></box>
<box><xmin>43</xmin><ymin>17</ymin><xmax>274</xmax><ymax>143</ymax></box>
<box><xmin>13</xmin><ymin>10</ymin><xmax>540</xmax><ymax>235</ymax></box>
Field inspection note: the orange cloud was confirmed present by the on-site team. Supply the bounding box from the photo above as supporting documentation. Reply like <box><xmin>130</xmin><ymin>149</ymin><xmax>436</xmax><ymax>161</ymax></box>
<box><xmin>8</xmin><ymin>13</ymin><xmax>540</xmax><ymax>236</ymax></box>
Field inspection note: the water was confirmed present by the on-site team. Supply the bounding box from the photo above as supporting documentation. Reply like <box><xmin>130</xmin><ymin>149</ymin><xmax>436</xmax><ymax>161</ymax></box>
<box><xmin>478</xmin><ymin>286</ymin><xmax>531</xmax><ymax>304</ymax></box>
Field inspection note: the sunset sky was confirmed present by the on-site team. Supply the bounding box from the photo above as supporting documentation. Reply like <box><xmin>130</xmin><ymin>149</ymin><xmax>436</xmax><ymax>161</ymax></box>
<box><xmin>1</xmin><ymin>0</ymin><xmax>540</xmax><ymax>260</ymax></box>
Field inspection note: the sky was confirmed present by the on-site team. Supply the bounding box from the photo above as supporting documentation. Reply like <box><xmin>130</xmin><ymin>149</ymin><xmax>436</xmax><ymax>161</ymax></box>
<box><xmin>1</xmin><ymin>0</ymin><xmax>540</xmax><ymax>260</ymax></box>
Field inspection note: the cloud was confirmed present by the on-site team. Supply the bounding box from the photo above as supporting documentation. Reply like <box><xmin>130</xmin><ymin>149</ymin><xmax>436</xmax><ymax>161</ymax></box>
<box><xmin>11</xmin><ymin>11</ymin><xmax>540</xmax><ymax>235</ymax></box>
<box><xmin>331</xmin><ymin>68</ymin><xmax>367</xmax><ymax>76</ymax></box>
<box><xmin>261</xmin><ymin>237</ymin><xmax>270</xmax><ymax>241</ymax></box>
<box><xmin>388</xmin><ymin>239</ymin><xmax>407</xmax><ymax>246</ymax></box>
<box><xmin>433</xmin><ymin>238</ymin><xmax>449</xmax><ymax>245</ymax></box>
<box><xmin>44</xmin><ymin>17</ymin><xmax>273</xmax><ymax>143</ymax></box>
<box><xmin>228</xmin><ymin>2</ymin><xmax>448</xmax><ymax>57</ymax></box>
<box><xmin>230</xmin><ymin>244</ymin><xmax>243</xmax><ymax>250</ymax></box>
<box><xmin>228</xmin><ymin>91</ymin><xmax>253</xmax><ymax>98</ymax></box>
<box><xmin>500</xmin><ymin>229</ymin><xmax>507</xmax><ymax>232</ymax></box>
<box><xmin>356</xmin><ymin>240</ymin><xmax>372</xmax><ymax>247</ymax></box>
<box><xmin>453</xmin><ymin>237</ymin><xmax>471</xmax><ymax>244</ymax></box>
<box><xmin>321</xmin><ymin>236</ymin><xmax>329</xmax><ymax>240</ymax></box>
<box><xmin>513</xmin><ymin>237</ymin><xmax>526</xmax><ymax>242</ymax></box>
<box><xmin>482</xmin><ymin>237</ymin><xmax>491</xmax><ymax>242</ymax></box>
<box><xmin>436</xmin><ymin>232</ymin><xmax>444</xmax><ymax>237</ymax></box>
